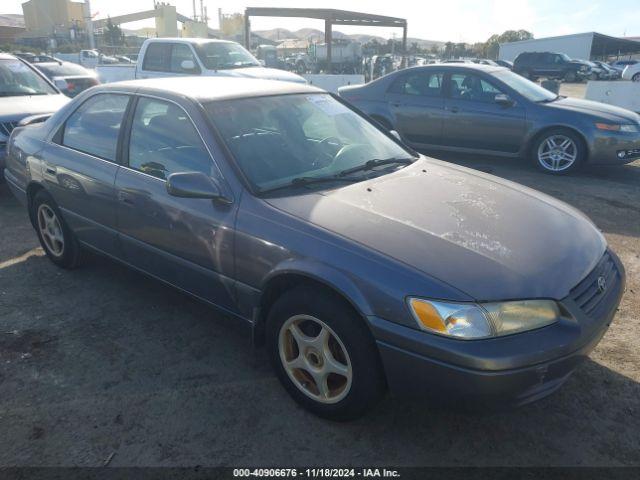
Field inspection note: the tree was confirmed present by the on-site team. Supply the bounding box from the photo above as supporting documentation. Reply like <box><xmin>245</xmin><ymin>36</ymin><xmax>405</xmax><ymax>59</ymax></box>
<box><xmin>104</xmin><ymin>18</ymin><xmax>124</xmax><ymax>46</ymax></box>
<box><xmin>482</xmin><ymin>30</ymin><xmax>533</xmax><ymax>59</ymax></box>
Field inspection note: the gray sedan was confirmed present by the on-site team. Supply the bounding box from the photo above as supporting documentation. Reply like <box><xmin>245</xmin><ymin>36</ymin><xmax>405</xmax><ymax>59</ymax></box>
<box><xmin>339</xmin><ymin>64</ymin><xmax>640</xmax><ymax>174</ymax></box>
<box><xmin>5</xmin><ymin>77</ymin><xmax>624</xmax><ymax>420</ymax></box>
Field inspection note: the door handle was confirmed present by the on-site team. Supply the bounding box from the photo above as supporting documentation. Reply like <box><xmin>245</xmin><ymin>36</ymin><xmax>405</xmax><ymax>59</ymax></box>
<box><xmin>450</xmin><ymin>106</ymin><xmax>460</xmax><ymax>113</ymax></box>
<box><xmin>44</xmin><ymin>164</ymin><xmax>57</xmax><ymax>175</ymax></box>
<box><xmin>118</xmin><ymin>191</ymin><xmax>134</xmax><ymax>206</ymax></box>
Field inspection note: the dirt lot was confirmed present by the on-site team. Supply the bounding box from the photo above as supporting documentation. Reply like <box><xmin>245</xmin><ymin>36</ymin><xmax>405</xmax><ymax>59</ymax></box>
<box><xmin>1</xmin><ymin>152</ymin><xmax>639</xmax><ymax>466</ymax></box>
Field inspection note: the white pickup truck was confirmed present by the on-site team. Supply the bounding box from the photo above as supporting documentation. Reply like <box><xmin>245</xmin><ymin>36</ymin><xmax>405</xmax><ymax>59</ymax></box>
<box><xmin>96</xmin><ymin>38</ymin><xmax>306</xmax><ymax>84</ymax></box>
<box><xmin>56</xmin><ymin>49</ymin><xmax>119</xmax><ymax>69</ymax></box>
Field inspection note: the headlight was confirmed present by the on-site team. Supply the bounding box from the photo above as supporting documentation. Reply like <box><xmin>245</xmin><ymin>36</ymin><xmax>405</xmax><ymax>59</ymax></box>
<box><xmin>408</xmin><ymin>298</ymin><xmax>562</xmax><ymax>340</ymax></box>
<box><xmin>595</xmin><ymin>123</ymin><xmax>640</xmax><ymax>133</ymax></box>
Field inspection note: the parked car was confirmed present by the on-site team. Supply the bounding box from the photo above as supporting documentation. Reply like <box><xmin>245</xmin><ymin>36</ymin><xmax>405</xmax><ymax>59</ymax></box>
<box><xmin>4</xmin><ymin>77</ymin><xmax>625</xmax><ymax>419</ymax></box>
<box><xmin>34</xmin><ymin>61</ymin><xmax>99</xmax><ymax>97</ymax></box>
<box><xmin>513</xmin><ymin>52</ymin><xmax>591</xmax><ymax>82</ymax></box>
<box><xmin>495</xmin><ymin>59</ymin><xmax>514</xmax><ymax>69</ymax></box>
<box><xmin>622</xmin><ymin>62</ymin><xmax>640</xmax><ymax>82</ymax></box>
<box><xmin>339</xmin><ymin>64</ymin><xmax>640</xmax><ymax>174</ymax></box>
<box><xmin>95</xmin><ymin>38</ymin><xmax>306</xmax><ymax>85</ymax></box>
<box><xmin>585</xmin><ymin>61</ymin><xmax>610</xmax><ymax>80</ymax></box>
<box><xmin>55</xmin><ymin>49</ymin><xmax>119</xmax><ymax>69</ymax></box>
<box><xmin>593</xmin><ymin>61</ymin><xmax>621</xmax><ymax>80</ymax></box>
<box><xmin>472</xmin><ymin>58</ymin><xmax>499</xmax><ymax>66</ymax></box>
<box><xmin>13</xmin><ymin>52</ymin><xmax>59</xmax><ymax>64</ymax></box>
<box><xmin>609</xmin><ymin>59</ymin><xmax>638</xmax><ymax>73</ymax></box>
<box><xmin>0</xmin><ymin>53</ymin><xmax>69</xmax><ymax>178</ymax></box>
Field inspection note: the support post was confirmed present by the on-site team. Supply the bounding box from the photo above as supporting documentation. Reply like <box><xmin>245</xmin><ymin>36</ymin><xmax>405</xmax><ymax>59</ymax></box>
<box><xmin>325</xmin><ymin>19</ymin><xmax>332</xmax><ymax>74</ymax></box>
<box><xmin>401</xmin><ymin>25</ymin><xmax>407</xmax><ymax>68</ymax></box>
<box><xmin>244</xmin><ymin>12</ymin><xmax>250</xmax><ymax>49</ymax></box>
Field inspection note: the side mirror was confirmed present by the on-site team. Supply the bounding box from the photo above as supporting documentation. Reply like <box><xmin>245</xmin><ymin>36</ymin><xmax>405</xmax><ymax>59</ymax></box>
<box><xmin>166</xmin><ymin>172</ymin><xmax>230</xmax><ymax>202</ymax></box>
<box><xmin>180</xmin><ymin>59</ymin><xmax>196</xmax><ymax>72</ymax></box>
<box><xmin>495</xmin><ymin>93</ymin><xmax>514</xmax><ymax>106</ymax></box>
<box><xmin>389</xmin><ymin>130</ymin><xmax>402</xmax><ymax>141</ymax></box>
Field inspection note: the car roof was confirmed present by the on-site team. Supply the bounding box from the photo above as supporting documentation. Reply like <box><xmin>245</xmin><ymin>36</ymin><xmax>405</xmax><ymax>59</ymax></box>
<box><xmin>414</xmin><ymin>63</ymin><xmax>505</xmax><ymax>73</ymax></box>
<box><xmin>144</xmin><ymin>37</ymin><xmax>236</xmax><ymax>45</ymax></box>
<box><xmin>97</xmin><ymin>76</ymin><xmax>323</xmax><ymax>102</ymax></box>
<box><xmin>0</xmin><ymin>53</ymin><xmax>18</xmax><ymax>60</ymax></box>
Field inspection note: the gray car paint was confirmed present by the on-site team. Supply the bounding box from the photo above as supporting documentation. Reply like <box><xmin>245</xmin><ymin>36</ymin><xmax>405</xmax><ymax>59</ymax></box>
<box><xmin>3</xmin><ymin>77</ymin><xmax>620</xmax><ymax>390</ymax></box>
<box><xmin>339</xmin><ymin>64</ymin><xmax>640</xmax><ymax>164</ymax></box>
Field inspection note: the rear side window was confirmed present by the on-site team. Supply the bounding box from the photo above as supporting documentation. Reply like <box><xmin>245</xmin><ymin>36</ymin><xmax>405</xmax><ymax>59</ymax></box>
<box><xmin>62</xmin><ymin>93</ymin><xmax>129</xmax><ymax>161</ymax></box>
<box><xmin>128</xmin><ymin>97</ymin><xmax>212</xmax><ymax>180</ymax></box>
<box><xmin>389</xmin><ymin>71</ymin><xmax>443</xmax><ymax>97</ymax></box>
<box><xmin>142</xmin><ymin>43</ymin><xmax>199</xmax><ymax>73</ymax></box>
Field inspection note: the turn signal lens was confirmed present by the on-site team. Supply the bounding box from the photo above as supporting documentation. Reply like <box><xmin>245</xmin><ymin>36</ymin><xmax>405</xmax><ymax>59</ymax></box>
<box><xmin>595</xmin><ymin>123</ymin><xmax>621</xmax><ymax>131</ymax></box>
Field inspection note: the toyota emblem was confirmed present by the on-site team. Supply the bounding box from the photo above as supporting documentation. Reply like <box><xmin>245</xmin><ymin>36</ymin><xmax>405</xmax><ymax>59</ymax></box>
<box><xmin>597</xmin><ymin>276</ymin><xmax>607</xmax><ymax>294</ymax></box>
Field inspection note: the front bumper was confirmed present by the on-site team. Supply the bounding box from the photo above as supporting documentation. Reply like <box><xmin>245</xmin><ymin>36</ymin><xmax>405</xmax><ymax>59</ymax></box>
<box><xmin>369</xmin><ymin>250</ymin><xmax>625</xmax><ymax>407</ymax></box>
<box><xmin>589</xmin><ymin>130</ymin><xmax>640</xmax><ymax>165</ymax></box>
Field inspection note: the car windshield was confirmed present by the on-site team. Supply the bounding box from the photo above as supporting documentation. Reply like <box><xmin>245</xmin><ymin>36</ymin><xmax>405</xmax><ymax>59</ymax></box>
<box><xmin>493</xmin><ymin>70</ymin><xmax>557</xmax><ymax>102</ymax></box>
<box><xmin>0</xmin><ymin>59</ymin><xmax>57</xmax><ymax>96</ymax></box>
<box><xmin>194</xmin><ymin>42</ymin><xmax>260</xmax><ymax>70</ymax></box>
<box><xmin>36</xmin><ymin>62</ymin><xmax>91</xmax><ymax>77</ymax></box>
<box><xmin>205</xmin><ymin>93</ymin><xmax>415</xmax><ymax>193</ymax></box>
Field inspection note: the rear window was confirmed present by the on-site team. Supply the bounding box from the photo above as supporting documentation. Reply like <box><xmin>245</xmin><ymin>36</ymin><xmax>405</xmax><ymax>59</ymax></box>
<box><xmin>36</xmin><ymin>62</ymin><xmax>90</xmax><ymax>77</ymax></box>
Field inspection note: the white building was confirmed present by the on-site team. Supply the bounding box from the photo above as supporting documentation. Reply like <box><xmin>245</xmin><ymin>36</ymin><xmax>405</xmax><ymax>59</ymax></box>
<box><xmin>499</xmin><ymin>32</ymin><xmax>640</xmax><ymax>62</ymax></box>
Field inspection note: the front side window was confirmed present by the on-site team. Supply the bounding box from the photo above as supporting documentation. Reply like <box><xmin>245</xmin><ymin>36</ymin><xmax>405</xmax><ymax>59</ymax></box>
<box><xmin>493</xmin><ymin>70</ymin><xmax>557</xmax><ymax>102</ymax></box>
<box><xmin>62</xmin><ymin>93</ymin><xmax>129</xmax><ymax>161</ymax></box>
<box><xmin>389</xmin><ymin>71</ymin><xmax>443</xmax><ymax>97</ymax></box>
<box><xmin>194</xmin><ymin>41</ymin><xmax>260</xmax><ymax>70</ymax></box>
<box><xmin>128</xmin><ymin>97</ymin><xmax>212</xmax><ymax>180</ymax></box>
<box><xmin>206</xmin><ymin>93</ymin><xmax>413</xmax><ymax>192</ymax></box>
<box><xmin>0</xmin><ymin>59</ymin><xmax>57</xmax><ymax>96</ymax></box>
<box><xmin>450</xmin><ymin>73</ymin><xmax>503</xmax><ymax>102</ymax></box>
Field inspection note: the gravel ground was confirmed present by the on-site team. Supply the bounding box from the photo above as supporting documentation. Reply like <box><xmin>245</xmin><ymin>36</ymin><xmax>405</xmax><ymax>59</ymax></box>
<box><xmin>0</xmin><ymin>153</ymin><xmax>639</xmax><ymax>467</ymax></box>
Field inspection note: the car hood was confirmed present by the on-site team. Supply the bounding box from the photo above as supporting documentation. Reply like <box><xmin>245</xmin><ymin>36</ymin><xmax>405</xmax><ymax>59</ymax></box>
<box><xmin>546</xmin><ymin>96</ymin><xmax>640</xmax><ymax>124</ymax></box>
<box><xmin>213</xmin><ymin>66</ymin><xmax>307</xmax><ymax>84</ymax></box>
<box><xmin>265</xmin><ymin>158</ymin><xmax>606</xmax><ymax>301</ymax></box>
<box><xmin>0</xmin><ymin>94</ymin><xmax>69</xmax><ymax>123</ymax></box>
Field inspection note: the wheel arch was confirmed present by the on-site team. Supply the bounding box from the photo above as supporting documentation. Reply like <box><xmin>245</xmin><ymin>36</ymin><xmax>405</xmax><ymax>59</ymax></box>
<box><xmin>26</xmin><ymin>181</ymin><xmax>46</xmax><ymax>227</ymax></box>
<box><xmin>253</xmin><ymin>263</ymin><xmax>374</xmax><ymax>347</ymax></box>
<box><xmin>526</xmin><ymin>125</ymin><xmax>590</xmax><ymax>162</ymax></box>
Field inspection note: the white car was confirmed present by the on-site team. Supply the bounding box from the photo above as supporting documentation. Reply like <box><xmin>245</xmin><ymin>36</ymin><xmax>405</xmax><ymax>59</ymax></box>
<box><xmin>622</xmin><ymin>62</ymin><xmax>640</xmax><ymax>82</ymax></box>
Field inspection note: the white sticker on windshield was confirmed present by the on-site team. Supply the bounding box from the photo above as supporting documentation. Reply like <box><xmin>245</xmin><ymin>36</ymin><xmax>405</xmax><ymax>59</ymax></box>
<box><xmin>306</xmin><ymin>95</ymin><xmax>349</xmax><ymax>116</ymax></box>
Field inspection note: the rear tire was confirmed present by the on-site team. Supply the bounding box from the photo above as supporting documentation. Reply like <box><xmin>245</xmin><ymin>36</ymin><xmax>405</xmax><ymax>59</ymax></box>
<box><xmin>564</xmin><ymin>71</ymin><xmax>577</xmax><ymax>82</ymax></box>
<box><xmin>31</xmin><ymin>190</ymin><xmax>81</xmax><ymax>269</ymax></box>
<box><xmin>266</xmin><ymin>286</ymin><xmax>386</xmax><ymax>421</ymax></box>
<box><xmin>531</xmin><ymin>128</ymin><xmax>585</xmax><ymax>175</ymax></box>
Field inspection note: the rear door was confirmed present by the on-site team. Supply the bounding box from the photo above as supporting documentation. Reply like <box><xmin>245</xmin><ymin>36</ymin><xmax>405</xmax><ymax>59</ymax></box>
<box><xmin>385</xmin><ymin>69</ymin><xmax>445</xmax><ymax>146</ymax></box>
<box><xmin>43</xmin><ymin>92</ymin><xmax>131</xmax><ymax>256</ymax></box>
<box><xmin>137</xmin><ymin>42</ymin><xmax>201</xmax><ymax>79</ymax></box>
<box><xmin>441</xmin><ymin>71</ymin><xmax>526</xmax><ymax>154</ymax></box>
<box><xmin>114</xmin><ymin>95</ymin><xmax>238</xmax><ymax>310</ymax></box>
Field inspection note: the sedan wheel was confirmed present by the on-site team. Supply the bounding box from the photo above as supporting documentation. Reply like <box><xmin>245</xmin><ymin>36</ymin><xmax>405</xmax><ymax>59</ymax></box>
<box><xmin>533</xmin><ymin>130</ymin><xmax>584</xmax><ymax>174</ymax></box>
<box><xmin>37</xmin><ymin>204</ymin><xmax>65</xmax><ymax>257</ymax></box>
<box><xmin>279</xmin><ymin>315</ymin><xmax>352</xmax><ymax>404</ymax></box>
<box><xmin>633</xmin><ymin>73</ymin><xmax>640</xmax><ymax>82</ymax></box>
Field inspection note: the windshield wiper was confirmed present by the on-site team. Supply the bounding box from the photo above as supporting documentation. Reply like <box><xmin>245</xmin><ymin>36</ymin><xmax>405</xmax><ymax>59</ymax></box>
<box><xmin>260</xmin><ymin>175</ymin><xmax>361</xmax><ymax>194</ymax></box>
<box><xmin>338</xmin><ymin>157</ymin><xmax>415</xmax><ymax>177</ymax></box>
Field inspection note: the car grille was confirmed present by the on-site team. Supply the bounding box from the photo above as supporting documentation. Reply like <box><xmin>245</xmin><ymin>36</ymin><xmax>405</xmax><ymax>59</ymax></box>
<box><xmin>0</xmin><ymin>121</ymin><xmax>19</xmax><ymax>137</ymax></box>
<box><xmin>570</xmin><ymin>250</ymin><xmax>620</xmax><ymax>318</ymax></box>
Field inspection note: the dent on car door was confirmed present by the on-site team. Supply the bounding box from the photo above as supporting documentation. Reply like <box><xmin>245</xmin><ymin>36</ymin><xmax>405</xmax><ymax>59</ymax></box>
<box><xmin>115</xmin><ymin>96</ymin><xmax>238</xmax><ymax>311</ymax></box>
<box><xmin>385</xmin><ymin>70</ymin><xmax>445</xmax><ymax>146</ymax></box>
<box><xmin>43</xmin><ymin>92</ymin><xmax>131</xmax><ymax>256</ymax></box>
<box><xmin>442</xmin><ymin>72</ymin><xmax>526</xmax><ymax>153</ymax></box>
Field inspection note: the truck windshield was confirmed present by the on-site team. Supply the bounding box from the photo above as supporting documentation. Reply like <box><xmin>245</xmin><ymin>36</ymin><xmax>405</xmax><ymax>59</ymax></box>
<box><xmin>194</xmin><ymin>42</ymin><xmax>261</xmax><ymax>70</ymax></box>
<box><xmin>0</xmin><ymin>59</ymin><xmax>57</xmax><ymax>96</ymax></box>
<box><xmin>205</xmin><ymin>93</ymin><xmax>414</xmax><ymax>193</ymax></box>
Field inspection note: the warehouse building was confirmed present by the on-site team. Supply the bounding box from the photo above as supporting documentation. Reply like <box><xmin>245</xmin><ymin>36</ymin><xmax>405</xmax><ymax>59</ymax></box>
<box><xmin>499</xmin><ymin>32</ymin><xmax>640</xmax><ymax>62</ymax></box>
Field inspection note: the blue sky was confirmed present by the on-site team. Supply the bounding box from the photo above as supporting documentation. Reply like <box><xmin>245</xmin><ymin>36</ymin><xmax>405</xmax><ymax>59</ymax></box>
<box><xmin>3</xmin><ymin>0</ymin><xmax>639</xmax><ymax>42</ymax></box>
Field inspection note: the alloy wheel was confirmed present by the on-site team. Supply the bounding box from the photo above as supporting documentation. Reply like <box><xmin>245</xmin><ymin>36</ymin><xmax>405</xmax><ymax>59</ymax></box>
<box><xmin>37</xmin><ymin>204</ymin><xmax>65</xmax><ymax>257</ymax></box>
<box><xmin>278</xmin><ymin>315</ymin><xmax>353</xmax><ymax>404</ymax></box>
<box><xmin>537</xmin><ymin>135</ymin><xmax>578</xmax><ymax>172</ymax></box>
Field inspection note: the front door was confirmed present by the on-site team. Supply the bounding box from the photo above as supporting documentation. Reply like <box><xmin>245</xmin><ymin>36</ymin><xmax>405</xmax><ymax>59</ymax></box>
<box><xmin>115</xmin><ymin>96</ymin><xmax>237</xmax><ymax>311</ymax></box>
<box><xmin>441</xmin><ymin>72</ymin><xmax>526</xmax><ymax>154</ymax></box>
<box><xmin>385</xmin><ymin>69</ymin><xmax>445</xmax><ymax>147</ymax></box>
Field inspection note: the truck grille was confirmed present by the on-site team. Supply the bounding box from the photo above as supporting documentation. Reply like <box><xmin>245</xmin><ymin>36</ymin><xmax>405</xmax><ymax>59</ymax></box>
<box><xmin>570</xmin><ymin>251</ymin><xmax>620</xmax><ymax>318</ymax></box>
<box><xmin>0</xmin><ymin>121</ymin><xmax>19</xmax><ymax>137</ymax></box>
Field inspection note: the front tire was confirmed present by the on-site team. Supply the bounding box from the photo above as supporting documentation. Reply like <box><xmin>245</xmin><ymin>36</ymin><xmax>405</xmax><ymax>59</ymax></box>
<box><xmin>632</xmin><ymin>73</ymin><xmax>640</xmax><ymax>82</ymax></box>
<box><xmin>531</xmin><ymin>129</ymin><xmax>585</xmax><ymax>175</ymax></box>
<box><xmin>32</xmin><ymin>190</ymin><xmax>81</xmax><ymax>269</ymax></box>
<box><xmin>266</xmin><ymin>286</ymin><xmax>386</xmax><ymax>421</ymax></box>
<box><xmin>564</xmin><ymin>71</ymin><xmax>577</xmax><ymax>82</ymax></box>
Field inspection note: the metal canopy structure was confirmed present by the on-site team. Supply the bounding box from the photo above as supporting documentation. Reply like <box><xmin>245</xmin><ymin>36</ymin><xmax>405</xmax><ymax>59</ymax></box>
<box><xmin>590</xmin><ymin>33</ymin><xmax>640</xmax><ymax>58</ymax></box>
<box><xmin>244</xmin><ymin>8</ymin><xmax>408</xmax><ymax>73</ymax></box>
